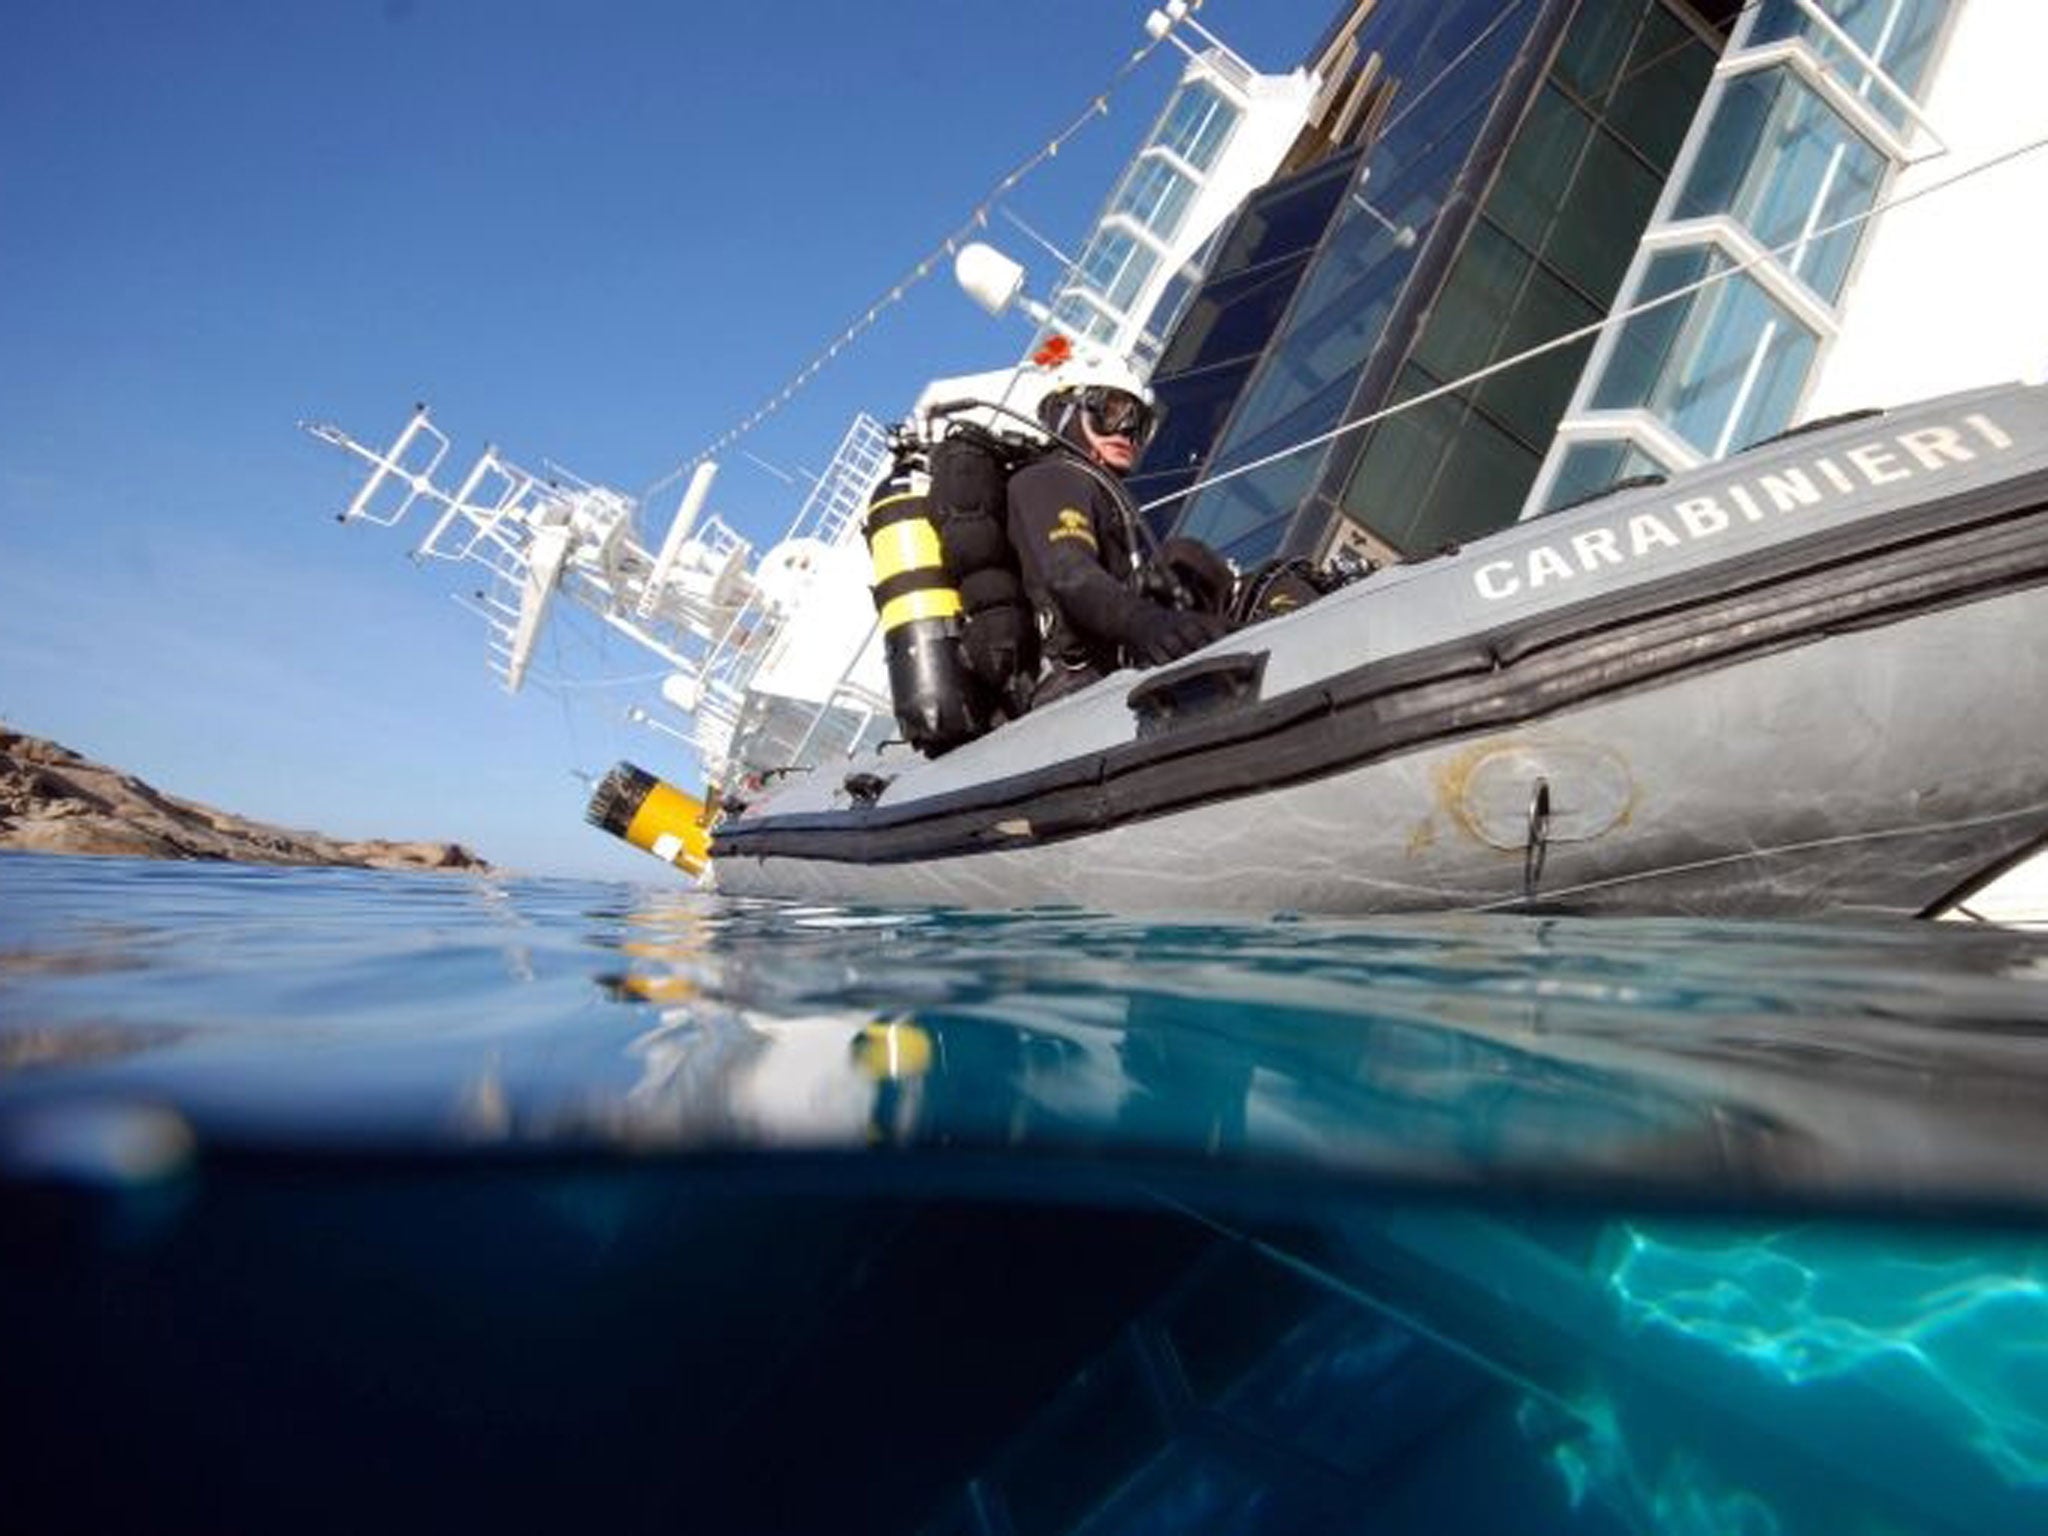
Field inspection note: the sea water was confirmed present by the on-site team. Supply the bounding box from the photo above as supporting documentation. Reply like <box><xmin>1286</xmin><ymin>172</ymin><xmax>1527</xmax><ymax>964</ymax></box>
<box><xmin>3</xmin><ymin>851</ymin><xmax>2047</xmax><ymax>1535</ymax></box>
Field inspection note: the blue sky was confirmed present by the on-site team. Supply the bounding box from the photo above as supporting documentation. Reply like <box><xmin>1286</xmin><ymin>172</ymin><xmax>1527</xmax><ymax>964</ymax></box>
<box><xmin>0</xmin><ymin>1</ymin><xmax>1328</xmax><ymax>878</ymax></box>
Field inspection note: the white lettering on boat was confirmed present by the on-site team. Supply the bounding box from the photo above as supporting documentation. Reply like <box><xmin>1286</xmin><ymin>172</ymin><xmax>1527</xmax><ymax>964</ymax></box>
<box><xmin>1628</xmin><ymin>512</ymin><xmax>1682</xmax><ymax>555</ymax></box>
<box><xmin>1475</xmin><ymin>409</ymin><xmax>2021</xmax><ymax>600</ymax></box>
<box><xmin>1572</xmin><ymin>527</ymin><xmax>1625</xmax><ymax>571</ymax></box>
<box><xmin>1759</xmin><ymin>468</ymin><xmax>1822</xmax><ymax>513</ymax></box>
<box><xmin>1967</xmin><ymin>412</ymin><xmax>2013</xmax><ymax>449</ymax></box>
<box><xmin>1674</xmin><ymin>497</ymin><xmax>1728</xmax><ymax>538</ymax></box>
<box><xmin>1816</xmin><ymin>457</ymin><xmax>1857</xmax><ymax>494</ymax></box>
<box><xmin>1527</xmin><ymin>544</ymin><xmax>1576</xmax><ymax>588</ymax></box>
<box><xmin>1847</xmin><ymin>442</ymin><xmax>1911</xmax><ymax>485</ymax></box>
<box><xmin>1896</xmin><ymin>426</ymin><xmax>1974</xmax><ymax>471</ymax></box>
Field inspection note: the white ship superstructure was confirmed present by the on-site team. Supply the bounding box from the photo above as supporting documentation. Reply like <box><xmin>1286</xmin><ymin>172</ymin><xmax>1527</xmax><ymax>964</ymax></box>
<box><xmin>308</xmin><ymin>7</ymin><xmax>1350</xmax><ymax>802</ymax></box>
<box><xmin>305</xmin><ymin>406</ymin><xmax>903</xmax><ymax>797</ymax></box>
<box><xmin>1041</xmin><ymin>5</ymin><xmax>1343</xmax><ymax>366</ymax></box>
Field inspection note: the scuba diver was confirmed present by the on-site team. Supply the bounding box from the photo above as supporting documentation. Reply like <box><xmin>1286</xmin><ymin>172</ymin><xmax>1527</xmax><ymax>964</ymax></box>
<box><xmin>1007</xmin><ymin>355</ymin><xmax>1231</xmax><ymax>706</ymax></box>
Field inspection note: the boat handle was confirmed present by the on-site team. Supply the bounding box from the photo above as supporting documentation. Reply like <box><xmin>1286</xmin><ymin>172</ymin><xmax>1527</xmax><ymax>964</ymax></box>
<box><xmin>1126</xmin><ymin>650</ymin><xmax>1268</xmax><ymax>736</ymax></box>
<box><xmin>1523</xmin><ymin>777</ymin><xmax>1551</xmax><ymax>899</ymax></box>
<box><xmin>844</xmin><ymin>771</ymin><xmax>892</xmax><ymax>807</ymax></box>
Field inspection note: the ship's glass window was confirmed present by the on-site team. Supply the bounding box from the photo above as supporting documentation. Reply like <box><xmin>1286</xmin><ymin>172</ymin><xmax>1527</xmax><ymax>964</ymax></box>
<box><xmin>1601</xmin><ymin>0</ymin><xmax>1716</xmax><ymax>170</ymax></box>
<box><xmin>1073</xmin><ymin>227</ymin><xmax>1159</xmax><ymax>315</ymax></box>
<box><xmin>1287</xmin><ymin>0</ymin><xmax>1531</xmax><ymax>329</ymax></box>
<box><xmin>1593</xmin><ymin>246</ymin><xmax>1821</xmax><ymax>456</ymax></box>
<box><xmin>1155</xmin><ymin>80</ymin><xmax>1238</xmax><ymax>173</ymax></box>
<box><xmin>1112</xmin><ymin>155</ymin><xmax>1197</xmax><ymax>242</ymax></box>
<box><xmin>1409</xmin><ymin>399</ymin><xmax>1543</xmax><ymax>548</ymax></box>
<box><xmin>1169</xmin><ymin>0</ymin><xmax>1538</xmax><ymax>554</ymax></box>
<box><xmin>1130</xmin><ymin>358</ymin><xmax>1259</xmax><ymax>540</ymax></box>
<box><xmin>1538</xmin><ymin>438</ymin><xmax>1677</xmax><ymax>514</ymax></box>
<box><xmin>1489</xmin><ymin>86</ymin><xmax>1593</xmax><ymax>260</ymax></box>
<box><xmin>1143</xmin><ymin>158</ymin><xmax>1361</xmax><ymax>531</ymax></box>
<box><xmin>1184</xmin><ymin>367</ymin><xmax>1362</xmax><ymax>561</ymax></box>
<box><xmin>1147</xmin><ymin>270</ymin><xmax>1200</xmax><ymax>361</ymax></box>
<box><xmin>1339</xmin><ymin>368</ymin><xmax>1542</xmax><ymax>554</ymax></box>
<box><xmin>1674</xmin><ymin>65</ymin><xmax>1887</xmax><ymax>304</ymax></box>
<box><xmin>1216</xmin><ymin>100</ymin><xmax>1481</xmax><ymax>452</ymax></box>
<box><xmin>1748</xmin><ymin>0</ymin><xmax>1952</xmax><ymax>129</ymax></box>
<box><xmin>1472</xmin><ymin>250</ymin><xmax>1601</xmax><ymax>448</ymax></box>
<box><xmin>1593</xmin><ymin>245</ymin><xmax>1714</xmax><ymax>408</ymax></box>
<box><xmin>1550</xmin><ymin>112</ymin><xmax>1665</xmax><ymax>299</ymax></box>
<box><xmin>1196</xmin><ymin>456</ymin><xmax>1318</xmax><ymax>569</ymax></box>
<box><xmin>1414</xmin><ymin>219</ymin><xmax>1529</xmax><ymax>389</ymax></box>
<box><xmin>1077</xmin><ymin>228</ymin><xmax>1135</xmax><ymax>304</ymax></box>
<box><xmin>1368</xmin><ymin>0</ymin><xmax>1536</xmax><ymax>172</ymax></box>
<box><xmin>1143</xmin><ymin>360</ymin><xmax>1260</xmax><ymax>479</ymax></box>
<box><xmin>1114</xmin><ymin>240</ymin><xmax>1163</xmax><ymax>309</ymax></box>
<box><xmin>1159</xmin><ymin>259</ymin><xmax>1318</xmax><ymax>375</ymax></box>
<box><xmin>1216</xmin><ymin>255</ymin><xmax>1399</xmax><ymax>460</ymax></box>
<box><xmin>1554</xmin><ymin>0</ymin><xmax>1639</xmax><ymax>102</ymax></box>
<box><xmin>1200</xmin><ymin>150</ymin><xmax>1361</xmax><ymax>280</ymax></box>
<box><xmin>1340</xmin><ymin>378</ymin><xmax>1462</xmax><ymax>550</ymax></box>
<box><xmin>1109</xmin><ymin>242</ymin><xmax>1158</xmax><ymax>312</ymax></box>
<box><xmin>1491</xmin><ymin>85</ymin><xmax>1663</xmax><ymax>302</ymax></box>
<box><xmin>1051</xmin><ymin>291</ymin><xmax>1118</xmax><ymax>344</ymax></box>
<box><xmin>1366</xmin><ymin>0</ymin><xmax>1544</xmax><ymax>138</ymax></box>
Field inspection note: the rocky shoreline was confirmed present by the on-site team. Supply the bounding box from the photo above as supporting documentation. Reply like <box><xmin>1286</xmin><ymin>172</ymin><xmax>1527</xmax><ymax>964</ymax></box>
<box><xmin>0</xmin><ymin>729</ymin><xmax>489</xmax><ymax>872</ymax></box>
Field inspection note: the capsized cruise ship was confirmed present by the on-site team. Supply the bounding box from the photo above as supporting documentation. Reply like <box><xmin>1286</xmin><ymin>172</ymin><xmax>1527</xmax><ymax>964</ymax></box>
<box><xmin>308</xmin><ymin>0</ymin><xmax>2048</xmax><ymax>915</ymax></box>
<box><xmin>306</xmin><ymin>2</ymin><xmax>1380</xmax><ymax>809</ymax></box>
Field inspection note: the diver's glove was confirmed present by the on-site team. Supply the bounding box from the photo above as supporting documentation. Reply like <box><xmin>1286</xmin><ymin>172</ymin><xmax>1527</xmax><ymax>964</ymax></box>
<box><xmin>1127</xmin><ymin>605</ymin><xmax>1228</xmax><ymax>666</ymax></box>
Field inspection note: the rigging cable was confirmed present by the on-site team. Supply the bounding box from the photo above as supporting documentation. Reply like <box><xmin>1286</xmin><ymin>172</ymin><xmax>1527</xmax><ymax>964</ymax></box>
<box><xmin>640</xmin><ymin>29</ymin><xmax>1176</xmax><ymax>503</ymax></box>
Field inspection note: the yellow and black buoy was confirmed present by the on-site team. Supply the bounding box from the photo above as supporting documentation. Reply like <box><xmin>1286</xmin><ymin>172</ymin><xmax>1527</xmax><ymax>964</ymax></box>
<box><xmin>585</xmin><ymin>762</ymin><xmax>713</xmax><ymax>874</ymax></box>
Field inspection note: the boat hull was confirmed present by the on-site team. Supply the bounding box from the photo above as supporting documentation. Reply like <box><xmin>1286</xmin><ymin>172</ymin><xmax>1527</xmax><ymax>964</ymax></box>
<box><xmin>712</xmin><ymin>382</ymin><xmax>2048</xmax><ymax>917</ymax></box>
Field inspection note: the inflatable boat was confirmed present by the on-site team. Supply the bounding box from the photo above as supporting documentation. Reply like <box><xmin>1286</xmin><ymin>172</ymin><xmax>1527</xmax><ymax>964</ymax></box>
<box><xmin>705</xmin><ymin>379</ymin><xmax>2048</xmax><ymax>917</ymax></box>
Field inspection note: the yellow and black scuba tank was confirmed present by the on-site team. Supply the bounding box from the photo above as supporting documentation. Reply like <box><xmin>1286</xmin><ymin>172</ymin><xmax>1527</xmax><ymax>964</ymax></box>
<box><xmin>864</xmin><ymin>421</ymin><xmax>1042</xmax><ymax>755</ymax></box>
<box><xmin>864</xmin><ymin>430</ymin><xmax>989</xmax><ymax>755</ymax></box>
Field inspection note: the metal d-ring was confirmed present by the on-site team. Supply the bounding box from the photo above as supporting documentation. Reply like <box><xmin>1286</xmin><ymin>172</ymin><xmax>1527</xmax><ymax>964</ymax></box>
<box><xmin>1523</xmin><ymin>777</ymin><xmax>1552</xmax><ymax>900</ymax></box>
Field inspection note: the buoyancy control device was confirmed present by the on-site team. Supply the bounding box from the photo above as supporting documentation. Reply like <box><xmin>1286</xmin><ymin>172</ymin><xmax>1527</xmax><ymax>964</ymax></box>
<box><xmin>864</xmin><ymin>420</ymin><xmax>1040</xmax><ymax>755</ymax></box>
<box><xmin>1230</xmin><ymin>548</ymin><xmax>1377</xmax><ymax>626</ymax></box>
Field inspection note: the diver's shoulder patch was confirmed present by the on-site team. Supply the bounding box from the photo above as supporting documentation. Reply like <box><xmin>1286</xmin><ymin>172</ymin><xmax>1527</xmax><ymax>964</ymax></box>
<box><xmin>1048</xmin><ymin>508</ymin><xmax>1097</xmax><ymax>548</ymax></box>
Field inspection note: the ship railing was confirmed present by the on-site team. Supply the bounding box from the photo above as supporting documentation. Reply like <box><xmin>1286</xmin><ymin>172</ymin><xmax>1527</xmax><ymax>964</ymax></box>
<box><xmin>664</xmin><ymin>412</ymin><xmax>892</xmax><ymax>777</ymax></box>
<box><xmin>312</xmin><ymin>403</ymin><xmax>894</xmax><ymax>781</ymax></box>
<box><xmin>794</xmin><ymin>413</ymin><xmax>892</xmax><ymax>551</ymax></box>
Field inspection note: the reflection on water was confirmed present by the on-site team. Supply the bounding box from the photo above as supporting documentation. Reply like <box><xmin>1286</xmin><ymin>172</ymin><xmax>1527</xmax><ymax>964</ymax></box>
<box><xmin>5</xmin><ymin>854</ymin><xmax>2048</xmax><ymax>1532</ymax></box>
<box><xmin>1479</xmin><ymin>1218</ymin><xmax>2048</xmax><ymax>1535</ymax></box>
<box><xmin>567</xmin><ymin>882</ymin><xmax>2048</xmax><ymax>1218</ymax></box>
<box><xmin>1608</xmin><ymin>1223</ymin><xmax>2048</xmax><ymax>1486</ymax></box>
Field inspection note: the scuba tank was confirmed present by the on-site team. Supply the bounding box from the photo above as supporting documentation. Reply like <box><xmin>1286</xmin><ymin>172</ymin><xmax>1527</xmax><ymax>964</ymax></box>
<box><xmin>864</xmin><ymin>429</ymin><xmax>989</xmax><ymax>754</ymax></box>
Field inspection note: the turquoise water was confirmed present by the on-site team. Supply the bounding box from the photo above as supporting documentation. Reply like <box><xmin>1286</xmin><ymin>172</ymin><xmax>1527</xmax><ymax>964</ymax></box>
<box><xmin>3</xmin><ymin>852</ymin><xmax>2048</xmax><ymax>1534</ymax></box>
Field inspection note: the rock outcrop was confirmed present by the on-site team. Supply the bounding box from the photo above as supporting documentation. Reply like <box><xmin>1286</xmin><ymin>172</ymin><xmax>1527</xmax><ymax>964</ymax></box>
<box><xmin>0</xmin><ymin>730</ymin><xmax>490</xmax><ymax>872</ymax></box>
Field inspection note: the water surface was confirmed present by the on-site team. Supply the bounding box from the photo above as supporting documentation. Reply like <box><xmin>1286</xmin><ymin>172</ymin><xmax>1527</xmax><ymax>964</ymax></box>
<box><xmin>4</xmin><ymin>852</ymin><xmax>2046</xmax><ymax>1534</ymax></box>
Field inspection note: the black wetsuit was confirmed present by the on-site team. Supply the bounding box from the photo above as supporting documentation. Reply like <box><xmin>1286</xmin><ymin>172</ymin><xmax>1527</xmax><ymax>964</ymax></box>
<box><xmin>1005</xmin><ymin>452</ymin><xmax>1148</xmax><ymax>701</ymax></box>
